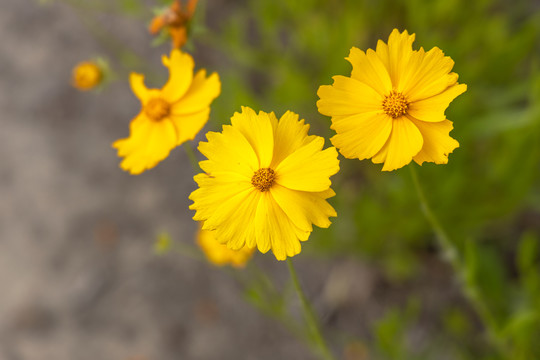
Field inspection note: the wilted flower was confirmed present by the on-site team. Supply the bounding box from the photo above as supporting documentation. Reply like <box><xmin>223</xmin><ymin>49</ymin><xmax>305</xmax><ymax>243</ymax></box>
<box><xmin>149</xmin><ymin>0</ymin><xmax>198</xmax><ymax>49</ymax></box>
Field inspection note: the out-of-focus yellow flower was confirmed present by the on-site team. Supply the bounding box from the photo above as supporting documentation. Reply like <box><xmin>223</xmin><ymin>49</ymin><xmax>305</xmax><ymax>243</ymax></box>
<box><xmin>317</xmin><ymin>29</ymin><xmax>467</xmax><ymax>171</ymax></box>
<box><xmin>149</xmin><ymin>0</ymin><xmax>198</xmax><ymax>49</ymax></box>
<box><xmin>113</xmin><ymin>49</ymin><xmax>220</xmax><ymax>175</ymax></box>
<box><xmin>197</xmin><ymin>224</ymin><xmax>255</xmax><ymax>268</ymax></box>
<box><xmin>72</xmin><ymin>61</ymin><xmax>102</xmax><ymax>91</ymax></box>
<box><xmin>189</xmin><ymin>107</ymin><xmax>340</xmax><ymax>261</ymax></box>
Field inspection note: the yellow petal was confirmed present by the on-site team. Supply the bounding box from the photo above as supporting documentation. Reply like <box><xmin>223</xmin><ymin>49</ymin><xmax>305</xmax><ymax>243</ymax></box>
<box><xmin>170</xmin><ymin>108</ymin><xmax>211</xmax><ymax>145</ymax></box>
<box><xmin>161</xmin><ymin>49</ymin><xmax>194</xmax><ymax>102</ymax></box>
<box><xmin>270</xmin><ymin>184</ymin><xmax>337</xmax><ymax>232</ymax></box>
<box><xmin>402</xmin><ymin>47</ymin><xmax>459</xmax><ymax>102</ymax></box>
<box><xmin>375</xmin><ymin>29</ymin><xmax>416</xmax><ymax>89</ymax></box>
<box><xmin>171</xmin><ymin>70</ymin><xmax>221</xmax><ymax>114</ymax></box>
<box><xmin>270</xmin><ymin>111</ymin><xmax>315</xmax><ymax>168</ymax></box>
<box><xmin>130</xmin><ymin>73</ymin><xmax>152</xmax><ymax>103</ymax></box>
<box><xmin>198</xmin><ymin>124</ymin><xmax>259</xmax><ymax>178</ymax></box>
<box><xmin>373</xmin><ymin>117</ymin><xmax>423</xmax><ymax>171</ymax></box>
<box><xmin>204</xmin><ymin>187</ymin><xmax>261</xmax><ymax>251</ymax></box>
<box><xmin>230</xmin><ymin>107</ymin><xmax>274</xmax><ymax>168</ymax></box>
<box><xmin>347</xmin><ymin>47</ymin><xmax>393</xmax><ymax>96</ymax></box>
<box><xmin>113</xmin><ymin>118</ymin><xmax>178</xmax><ymax>174</ymax></box>
<box><xmin>112</xmin><ymin>114</ymin><xmax>149</xmax><ymax>157</ymax></box>
<box><xmin>317</xmin><ymin>76</ymin><xmax>383</xmax><ymax>116</ymax></box>
<box><xmin>330</xmin><ymin>112</ymin><xmax>392</xmax><ymax>160</ymax></box>
<box><xmin>190</xmin><ymin>173</ymin><xmax>253</xmax><ymax>223</ymax></box>
<box><xmin>275</xmin><ymin>137</ymin><xmax>339</xmax><ymax>192</ymax></box>
<box><xmin>407</xmin><ymin>83</ymin><xmax>467</xmax><ymax>122</ymax></box>
<box><xmin>410</xmin><ymin>118</ymin><xmax>459</xmax><ymax>165</ymax></box>
<box><xmin>250</xmin><ymin>194</ymin><xmax>271</xmax><ymax>252</ymax></box>
<box><xmin>253</xmin><ymin>194</ymin><xmax>302</xmax><ymax>260</ymax></box>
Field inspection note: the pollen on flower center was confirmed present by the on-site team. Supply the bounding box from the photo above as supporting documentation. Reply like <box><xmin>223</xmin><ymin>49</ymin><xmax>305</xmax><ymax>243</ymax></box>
<box><xmin>145</xmin><ymin>97</ymin><xmax>171</xmax><ymax>121</ymax></box>
<box><xmin>251</xmin><ymin>168</ymin><xmax>275</xmax><ymax>192</ymax></box>
<box><xmin>382</xmin><ymin>91</ymin><xmax>409</xmax><ymax>119</ymax></box>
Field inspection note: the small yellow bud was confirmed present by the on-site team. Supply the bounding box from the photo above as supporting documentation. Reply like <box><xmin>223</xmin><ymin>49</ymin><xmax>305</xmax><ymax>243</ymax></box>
<box><xmin>72</xmin><ymin>61</ymin><xmax>102</xmax><ymax>91</ymax></box>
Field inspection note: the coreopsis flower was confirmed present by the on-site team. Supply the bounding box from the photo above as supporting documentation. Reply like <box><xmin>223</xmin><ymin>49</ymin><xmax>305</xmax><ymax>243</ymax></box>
<box><xmin>72</xmin><ymin>61</ymin><xmax>102</xmax><ymax>91</ymax></box>
<box><xmin>113</xmin><ymin>49</ymin><xmax>220</xmax><ymax>174</ymax></box>
<box><xmin>197</xmin><ymin>224</ymin><xmax>255</xmax><ymax>268</ymax></box>
<box><xmin>149</xmin><ymin>0</ymin><xmax>198</xmax><ymax>49</ymax></box>
<box><xmin>189</xmin><ymin>107</ymin><xmax>340</xmax><ymax>260</ymax></box>
<box><xmin>317</xmin><ymin>29</ymin><xmax>467</xmax><ymax>171</ymax></box>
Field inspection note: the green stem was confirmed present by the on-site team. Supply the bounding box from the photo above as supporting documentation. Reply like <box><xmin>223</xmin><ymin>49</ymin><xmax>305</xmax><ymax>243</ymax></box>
<box><xmin>183</xmin><ymin>142</ymin><xmax>200</xmax><ymax>172</ymax></box>
<box><xmin>286</xmin><ymin>258</ymin><xmax>336</xmax><ymax>360</ymax></box>
<box><xmin>174</xmin><ymin>241</ymin><xmax>205</xmax><ymax>261</ymax></box>
<box><xmin>409</xmin><ymin>165</ymin><xmax>458</xmax><ymax>267</ymax></box>
<box><xmin>234</xmin><ymin>262</ymin><xmax>304</xmax><ymax>339</ymax></box>
<box><xmin>408</xmin><ymin>165</ymin><xmax>507</xmax><ymax>353</ymax></box>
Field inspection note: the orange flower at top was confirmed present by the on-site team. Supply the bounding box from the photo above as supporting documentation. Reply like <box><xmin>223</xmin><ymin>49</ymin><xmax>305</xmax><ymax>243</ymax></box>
<box><xmin>149</xmin><ymin>0</ymin><xmax>198</xmax><ymax>49</ymax></box>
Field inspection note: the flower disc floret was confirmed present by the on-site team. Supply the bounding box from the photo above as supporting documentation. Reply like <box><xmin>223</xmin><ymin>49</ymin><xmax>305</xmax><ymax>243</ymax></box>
<box><xmin>189</xmin><ymin>107</ymin><xmax>340</xmax><ymax>261</ymax></box>
<box><xmin>251</xmin><ymin>168</ymin><xmax>275</xmax><ymax>192</ymax></box>
<box><xmin>382</xmin><ymin>91</ymin><xmax>408</xmax><ymax>118</ymax></box>
<box><xmin>145</xmin><ymin>98</ymin><xmax>171</xmax><ymax>121</ymax></box>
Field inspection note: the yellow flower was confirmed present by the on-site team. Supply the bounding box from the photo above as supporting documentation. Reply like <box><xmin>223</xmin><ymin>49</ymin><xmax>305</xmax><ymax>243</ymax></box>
<box><xmin>113</xmin><ymin>49</ymin><xmax>221</xmax><ymax>174</ymax></box>
<box><xmin>197</xmin><ymin>224</ymin><xmax>255</xmax><ymax>268</ymax></box>
<box><xmin>317</xmin><ymin>29</ymin><xmax>467</xmax><ymax>171</ymax></box>
<box><xmin>189</xmin><ymin>107</ymin><xmax>340</xmax><ymax>261</ymax></box>
<box><xmin>72</xmin><ymin>61</ymin><xmax>102</xmax><ymax>91</ymax></box>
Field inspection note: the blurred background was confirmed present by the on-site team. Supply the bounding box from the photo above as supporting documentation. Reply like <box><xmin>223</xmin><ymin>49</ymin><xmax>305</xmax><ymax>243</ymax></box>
<box><xmin>1</xmin><ymin>0</ymin><xmax>540</xmax><ymax>359</ymax></box>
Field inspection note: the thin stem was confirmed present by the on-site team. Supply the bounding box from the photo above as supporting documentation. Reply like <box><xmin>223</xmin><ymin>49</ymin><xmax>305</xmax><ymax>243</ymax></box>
<box><xmin>183</xmin><ymin>142</ymin><xmax>200</xmax><ymax>173</ymax></box>
<box><xmin>173</xmin><ymin>241</ymin><xmax>206</xmax><ymax>261</ymax></box>
<box><xmin>409</xmin><ymin>165</ymin><xmax>458</xmax><ymax>266</ymax></box>
<box><xmin>408</xmin><ymin>165</ymin><xmax>508</xmax><ymax>353</ymax></box>
<box><xmin>233</xmin><ymin>262</ymin><xmax>305</xmax><ymax>339</ymax></box>
<box><xmin>286</xmin><ymin>258</ymin><xmax>336</xmax><ymax>360</ymax></box>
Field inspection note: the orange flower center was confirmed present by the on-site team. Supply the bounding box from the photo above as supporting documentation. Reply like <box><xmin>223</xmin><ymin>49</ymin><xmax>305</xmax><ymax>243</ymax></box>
<box><xmin>145</xmin><ymin>98</ymin><xmax>170</xmax><ymax>121</ymax></box>
<box><xmin>251</xmin><ymin>168</ymin><xmax>275</xmax><ymax>192</ymax></box>
<box><xmin>382</xmin><ymin>91</ymin><xmax>409</xmax><ymax>118</ymax></box>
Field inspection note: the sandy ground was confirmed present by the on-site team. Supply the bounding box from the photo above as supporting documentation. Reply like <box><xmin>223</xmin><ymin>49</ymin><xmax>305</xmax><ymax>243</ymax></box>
<box><xmin>0</xmin><ymin>1</ymin><xmax>464</xmax><ymax>359</ymax></box>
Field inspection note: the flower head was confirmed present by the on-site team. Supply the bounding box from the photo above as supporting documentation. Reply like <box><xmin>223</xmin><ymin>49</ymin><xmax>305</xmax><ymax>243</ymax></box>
<box><xmin>149</xmin><ymin>0</ymin><xmax>198</xmax><ymax>49</ymax></box>
<box><xmin>72</xmin><ymin>61</ymin><xmax>102</xmax><ymax>91</ymax></box>
<box><xmin>189</xmin><ymin>107</ymin><xmax>340</xmax><ymax>260</ymax></box>
<box><xmin>113</xmin><ymin>49</ymin><xmax>220</xmax><ymax>174</ymax></box>
<box><xmin>317</xmin><ymin>29</ymin><xmax>467</xmax><ymax>171</ymax></box>
<box><xmin>197</xmin><ymin>224</ymin><xmax>255</xmax><ymax>268</ymax></box>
